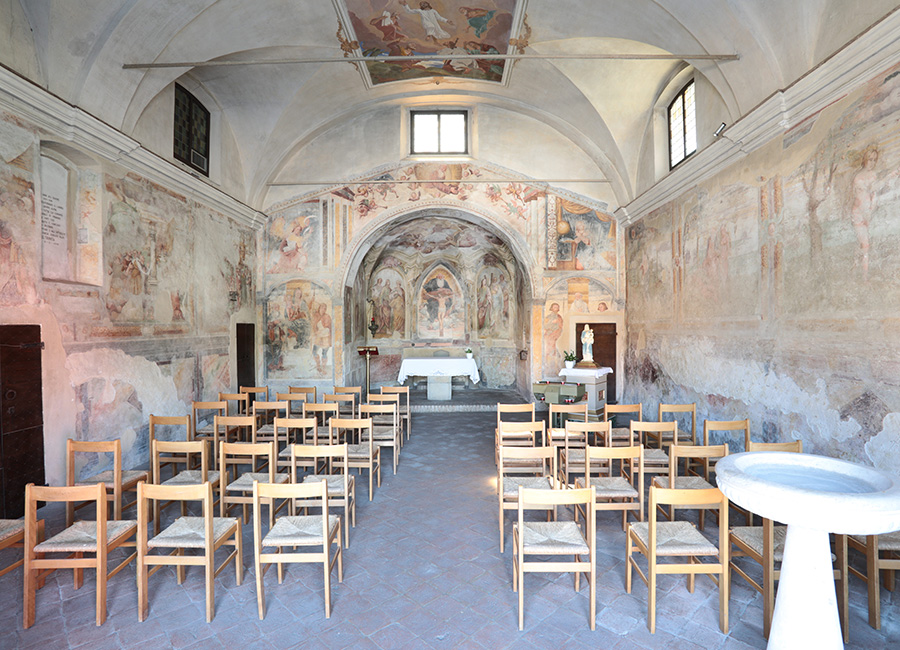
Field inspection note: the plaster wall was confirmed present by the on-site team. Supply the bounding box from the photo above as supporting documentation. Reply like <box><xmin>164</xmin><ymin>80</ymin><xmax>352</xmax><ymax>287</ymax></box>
<box><xmin>0</xmin><ymin>109</ymin><xmax>256</xmax><ymax>485</ymax></box>
<box><xmin>624</xmin><ymin>62</ymin><xmax>900</xmax><ymax>471</ymax></box>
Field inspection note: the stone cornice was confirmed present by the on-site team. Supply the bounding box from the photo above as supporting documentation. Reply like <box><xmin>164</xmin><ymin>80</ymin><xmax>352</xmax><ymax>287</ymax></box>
<box><xmin>0</xmin><ymin>65</ymin><xmax>266</xmax><ymax>229</ymax></box>
<box><xmin>617</xmin><ymin>8</ymin><xmax>900</xmax><ymax>226</ymax></box>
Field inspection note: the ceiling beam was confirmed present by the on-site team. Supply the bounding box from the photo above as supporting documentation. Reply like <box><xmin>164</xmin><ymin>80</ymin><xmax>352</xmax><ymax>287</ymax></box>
<box><xmin>124</xmin><ymin>52</ymin><xmax>739</xmax><ymax>70</ymax></box>
<box><xmin>267</xmin><ymin>178</ymin><xmax>612</xmax><ymax>186</ymax></box>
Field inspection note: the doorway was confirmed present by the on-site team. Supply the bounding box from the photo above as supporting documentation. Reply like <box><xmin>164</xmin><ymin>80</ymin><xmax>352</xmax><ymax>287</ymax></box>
<box><xmin>0</xmin><ymin>325</ymin><xmax>45</xmax><ymax>518</ymax></box>
<box><xmin>236</xmin><ymin>323</ymin><xmax>255</xmax><ymax>390</ymax></box>
<box><xmin>576</xmin><ymin>322</ymin><xmax>616</xmax><ymax>403</ymax></box>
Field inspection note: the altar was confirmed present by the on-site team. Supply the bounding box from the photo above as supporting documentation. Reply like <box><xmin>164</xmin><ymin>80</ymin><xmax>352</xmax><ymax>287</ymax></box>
<box><xmin>397</xmin><ymin>357</ymin><xmax>480</xmax><ymax>400</ymax></box>
<box><xmin>558</xmin><ymin>366</ymin><xmax>612</xmax><ymax>415</ymax></box>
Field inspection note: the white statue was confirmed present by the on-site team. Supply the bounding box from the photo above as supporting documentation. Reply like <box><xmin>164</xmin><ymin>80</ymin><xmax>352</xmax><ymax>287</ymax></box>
<box><xmin>581</xmin><ymin>323</ymin><xmax>594</xmax><ymax>362</ymax></box>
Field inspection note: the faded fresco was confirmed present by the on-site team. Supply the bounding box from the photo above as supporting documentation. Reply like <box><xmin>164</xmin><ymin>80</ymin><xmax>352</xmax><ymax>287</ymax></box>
<box><xmin>541</xmin><ymin>277</ymin><xmax>614</xmax><ymax>378</ymax></box>
<box><xmin>0</xmin><ymin>169</ymin><xmax>39</xmax><ymax>305</ymax></box>
<box><xmin>418</xmin><ymin>264</ymin><xmax>464</xmax><ymax>339</ymax></box>
<box><xmin>625</xmin><ymin>62</ymin><xmax>900</xmax><ymax>471</ymax></box>
<box><xmin>345</xmin><ymin>0</ymin><xmax>517</xmax><ymax>84</ymax></box>
<box><xmin>549</xmin><ymin>199</ymin><xmax>616</xmax><ymax>272</ymax></box>
<box><xmin>475</xmin><ymin>265</ymin><xmax>510</xmax><ymax>338</ymax></box>
<box><xmin>265</xmin><ymin>200</ymin><xmax>321</xmax><ymax>274</ymax></box>
<box><xmin>368</xmin><ymin>267</ymin><xmax>406</xmax><ymax>338</ymax></box>
<box><xmin>265</xmin><ymin>281</ymin><xmax>333</xmax><ymax>378</ymax></box>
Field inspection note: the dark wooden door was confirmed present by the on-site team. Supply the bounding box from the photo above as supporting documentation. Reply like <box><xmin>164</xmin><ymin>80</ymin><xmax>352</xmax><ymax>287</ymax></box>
<box><xmin>236</xmin><ymin>323</ymin><xmax>255</xmax><ymax>391</ymax></box>
<box><xmin>0</xmin><ymin>325</ymin><xmax>45</xmax><ymax>518</ymax></box>
<box><xmin>577</xmin><ymin>322</ymin><xmax>617</xmax><ymax>403</ymax></box>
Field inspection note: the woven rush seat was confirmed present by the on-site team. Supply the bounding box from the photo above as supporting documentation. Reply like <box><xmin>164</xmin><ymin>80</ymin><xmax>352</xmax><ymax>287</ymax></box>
<box><xmin>148</xmin><ymin>516</ymin><xmax>239</xmax><ymax>549</ymax></box>
<box><xmin>226</xmin><ymin>472</ymin><xmax>288</xmax><ymax>491</ymax></box>
<box><xmin>262</xmin><ymin>514</ymin><xmax>340</xmax><ymax>547</ymax></box>
<box><xmin>502</xmin><ymin>476</ymin><xmax>553</xmax><ymax>498</ymax></box>
<box><xmin>77</xmin><ymin>469</ymin><xmax>148</xmax><ymax>486</ymax></box>
<box><xmin>35</xmin><ymin>520</ymin><xmax>136</xmax><ymax>553</ymax></box>
<box><xmin>347</xmin><ymin>443</ymin><xmax>374</xmax><ymax>459</ymax></box>
<box><xmin>851</xmin><ymin>530</ymin><xmax>900</xmax><ymax>550</ymax></box>
<box><xmin>162</xmin><ymin>470</ymin><xmax>221</xmax><ymax>486</ymax></box>
<box><xmin>0</xmin><ymin>519</ymin><xmax>24</xmax><ymax>542</ymax></box>
<box><xmin>576</xmin><ymin>476</ymin><xmax>638</xmax><ymax>499</ymax></box>
<box><xmin>610</xmin><ymin>426</ymin><xmax>632</xmax><ymax>440</ymax></box>
<box><xmin>730</xmin><ymin>525</ymin><xmax>795</xmax><ymax>562</ymax></box>
<box><xmin>653</xmin><ymin>475</ymin><xmax>715</xmax><ymax>490</ymax></box>
<box><xmin>643</xmin><ymin>448</ymin><xmax>669</xmax><ymax>463</ymax></box>
<box><xmin>520</xmin><ymin>521</ymin><xmax>590</xmax><ymax>554</ymax></box>
<box><xmin>302</xmin><ymin>474</ymin><xmax>351</xmax><ymax>496</ymax></box>
<box><xmin>257</xmin><ymin>423</ymin><xmax>274</xmax><ymax>435</ymax></box>
<box><xmin>630</xmin><ymin>520</ymin><xmax>717</xmax><ymax>556</ymax></box>
<box><xmin>195</xmin><ymin>423</ymin><xmax>214</xmax><ymax>436</ymax></box>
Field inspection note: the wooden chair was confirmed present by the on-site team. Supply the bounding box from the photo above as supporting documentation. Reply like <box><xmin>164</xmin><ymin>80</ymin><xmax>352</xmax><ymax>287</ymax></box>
<box><xmin>219</xmin><ymin>441</ymin><xmax>288</xmax><ymax>526</ymax></box>
<box><xmin>630</xmin><ymin>420</ymin><xmax>677</xmax><ymax>481</ymax></box>
<box><xmin>576</xmin><ymin>444</ymin><xmax>644</xmax><ymax>531</ymax></box>
<box><xmin>381</xmin><ymin>385</ymin><xmax>411</xmax><ymax>441</ymax></box>
<box><xmin>191</xmin><ymin>400</ymin><xmax>226</xmax><ymax>441</ymax></box>
<box><xmin>652</xmin><ymin>444</ymin><xmax>729</xmax><ymax>529</ymax></box>
<box><xmin>0</xmin><ymin>518</ymin><xmax>43</xmax><ymax>580</ymax></box>
<box><xmin>137</xmin><ymin>481</ymin><xmax>242</xmax><ymax>623</ymax></box>
<box><xmin>275</xmin><ymin>392</ymin><xmax>304</xmax><ymax>418</ymax></box>
<box><xmin>513</xmin><ymin>486</ymin><xmax>596</xmax><ymax>630</ymax></box>
<box><xmin>659</xmin><ymin>403</ymin><xmax>697</xmax><ymax>446</ymax></box>
<box><xmin>558</xmin><ymin>420</ymin><xmax>612</xmax><ymax>488</ymax></box>
<box><xmin>151</xmin><ymin>439</ymin><xmax>220</xmax><ymax>534</ymax></box>
<box><xmin>24</xmin><ymin>482</ymin><xmax>137</xmax><ymax>628</ymax></box>
<box><xmin>252</xmin><ymin>400</ymin><xmax>288</xmax><ymax>445</ymax></box>
<box><xmin>848</xmin><ymin>530</ymin><xmax>900</xmax><ymax>630</ymax></box>
<box><xmin>367</xmin><ymin>393</ymin><xmax>401</xmax><ymax>447</ymax></box>
<box><xmin>149</xmin><ymin>414</ymin><xmax>191</xmax><ymax>480</ymax></box>
<box><xmin>252</xmin><ymin>480</ymin><xmax>342</xmax><ymax>619</ymax></box>
<box><xmin>324</xmin><ymin>393</ymin><xmax>357</xmax><ymax>419</ymax></box>
<box><xmin>212</xmin><ymin>414</ymin><xmax>257</xmax><ymax>467</ymax></box>
<box><xmin>292</xmin><ymin>443</ymin><xmax>356</xmax><ymax>548</ymax></box>
<box><xmin>219</xmin><ymin>392</ymin><xmax>249</xmax><ymax>416</ymax></box>
<box><xmin>603</xmin><ymin>403</ymin><xmax>642</xmax><ymax>445</ymax></box>
<box><xmin>546</xmin><ymin>402</ymin><xmax>588</xmax><ymax>448</ymax></box>
<box><xmin>331</xmin><ymin>418</ymin><xmax>381</xmax><ymax>502</ymax></box>
<box><xmin>240</xmin><ymin>385</ymin><xmax>269</xmax><ymax>405</ymax></box>
<box><xmin>303</xmin><ymin>402</ymin><xmax>340</xmax><ymax>436</ymax></box>
<box><xmin>627</xmin><ymin>485</ymin><xmax>729</xmax><ymax>634</ymax></box>
<box><xmin>498</xmin><ymin>445</ymin><xmax>557</xmax><ymax>553</ymax></box>
<box><xmin>360</xmin><ymin>402</ymin><xmax>401</xmax><ymax>475</ymax></box>
<box><xmin>703</xmin><ymin>418</ymin><xmax>751</xmax><ymax>448</ymax></box>
<box><xmin>497</xmin><ymin>421</ymin><xmax>545</xmax><ymax>473</ymax></box>
<box><xmin>275</xmin><ymin>417</ymin><xmax>320</xmax><ymax>474</ymax></box>
<box><xmin>495</xmin><ymin>403</ymin><xmax>536</xmax><ymax>463</ymax></box>
<box><xmin>66</xmin><ymin>439</ymin><xmax>148</xmax><ymax>525</ymax></box>
<box><xmin>289</xmin><ymin>386</ymin><xmax>318</xmax><ymax>406</ymax></box>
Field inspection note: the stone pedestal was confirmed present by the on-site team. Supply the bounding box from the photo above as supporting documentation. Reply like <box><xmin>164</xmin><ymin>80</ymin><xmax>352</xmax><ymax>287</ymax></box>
<box><xmin>427</xmin><ymin>375</ymin><xmax>452</xmax><ymax>400</ymax></box>
<box><xmin>558</xmin><ymin>367</ymin><xmax>612</xmax><ymax>416</ymax></box>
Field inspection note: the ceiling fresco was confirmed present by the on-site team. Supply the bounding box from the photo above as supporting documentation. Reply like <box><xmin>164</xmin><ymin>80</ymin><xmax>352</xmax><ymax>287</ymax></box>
<box><xmin>342</xmin><ymin>0</ymin><xmax>520</xmax><ymax>84</ymax></box>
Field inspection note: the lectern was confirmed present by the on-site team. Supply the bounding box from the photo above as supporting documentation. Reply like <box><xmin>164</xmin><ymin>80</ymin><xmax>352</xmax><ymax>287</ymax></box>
<box><xmin>357</xmin><ymin>346</ymin><xmax>378</xmax><ymax>398</ymax></box>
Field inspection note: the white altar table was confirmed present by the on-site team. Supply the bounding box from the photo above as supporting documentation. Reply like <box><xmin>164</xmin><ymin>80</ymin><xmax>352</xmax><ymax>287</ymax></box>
<box><xmin>397</xmin><ymin>358</ymin><xmax>480</xmax><ymax>400</ymax></box>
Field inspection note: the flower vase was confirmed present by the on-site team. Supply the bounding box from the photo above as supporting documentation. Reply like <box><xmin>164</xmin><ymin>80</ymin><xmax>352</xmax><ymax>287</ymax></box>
<box><xmin>565</xmin><ymin>360</ymin><xmax>575</xmax><ymax>369</ymax></box>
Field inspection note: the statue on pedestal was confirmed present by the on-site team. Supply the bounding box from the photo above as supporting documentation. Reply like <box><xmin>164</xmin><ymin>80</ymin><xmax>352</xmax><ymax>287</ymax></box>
<box><xmin>577</xmin><ymin>323</ymin><xmax>597</xmax><ymax>368</ymax></box>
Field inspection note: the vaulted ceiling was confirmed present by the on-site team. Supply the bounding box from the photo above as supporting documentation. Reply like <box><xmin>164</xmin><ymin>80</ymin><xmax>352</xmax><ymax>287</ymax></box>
<box><xmin>4</xmin><ymin>0</ymin><xmax>897</xmax><ymax>211</ymax></box>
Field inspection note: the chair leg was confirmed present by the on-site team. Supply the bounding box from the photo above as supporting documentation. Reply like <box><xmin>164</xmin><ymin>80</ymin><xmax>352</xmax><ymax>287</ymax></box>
<box><xmin>255</xmin><ymin>547</ymin><xmax>265</xmax><ymax>620</ymax></box>
<box><xmin>648</xmin><ymin>561</ymin><xmax>656</xmax><ymax>633</ymax></box>
<box><xmin>138</xmin><ymin>553</ymin><xmax>148</xmax><ymax>622</ymax></box>
<box><xmin>205</xmin><ymin>549</ymin><xmax>215</xmax><ymax>622</ymax></box>
<box><xmin>867</xmin><ymin>535</ymin><xmax>880</xmax><ymax>629</ymax></box>
<box><xmin>74</xmin><ymin>552</ymin><xmax>84</xmax><ymax>589</ymax></box>
<box><xmin>835</xmin><ymin>534</ymin><xmax>848</xmax><ymax>643</ymax></box>
<box><xmin>235</xmin><ymin>523</ymin><xmax>244</xmax><ymax>586</ymax></box>
<box><xmin>323</xmin><ymin>547</ymin><xmax>332</xmax><ymax>618</ymax></box>
<box><xmin>625</xmin><ymin>532</ymin><xmax>633</xmax><ymax>593</ymax></box>
<box><xmin>23</xmin><ymin>556</ymin><xmax>36</xmax><ymax>629</ymax></box>
<box><xmin>96</xmin><ymin>555</ymin><xmax>107</xmax><ymax>626</ymax></box>
<box><xmin>499</xmin><ymin>501</ymin><xmax>505</xmax><ymax>553</ymax></box>
<box><xmin>719</xmin><ymin>558</ymin><xmax>730</xmax><ymax>633</ymax></box>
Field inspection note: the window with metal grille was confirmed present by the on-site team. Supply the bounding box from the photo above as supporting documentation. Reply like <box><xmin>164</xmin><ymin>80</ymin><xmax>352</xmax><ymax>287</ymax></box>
<box><xmin>174</xmin><ymin>84</ymin><xmax>210</xmax><ymax>176</ymax></box>
<box><xmin>668</xmin><ymin>80</ymin><xmax>696</xmax><ymax>169</ymax></box>
<box><xmin>410</xmin><ymin>110</ymin><xmax>468</xmax><ymax>155</ymax></box>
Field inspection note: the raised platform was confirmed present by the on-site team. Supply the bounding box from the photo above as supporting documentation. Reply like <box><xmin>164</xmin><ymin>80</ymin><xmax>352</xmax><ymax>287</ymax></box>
<box><xmin>408</xmin><ymin>387</ymin><xmax>526</xmax><ymax>412</ymax></box>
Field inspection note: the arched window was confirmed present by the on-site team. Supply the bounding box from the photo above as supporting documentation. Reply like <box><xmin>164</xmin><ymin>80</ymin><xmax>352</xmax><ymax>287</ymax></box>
<box><xmin>668</xmin><ymin>80</ymin><xmax>696</xmax><ymax>168</ymax></box>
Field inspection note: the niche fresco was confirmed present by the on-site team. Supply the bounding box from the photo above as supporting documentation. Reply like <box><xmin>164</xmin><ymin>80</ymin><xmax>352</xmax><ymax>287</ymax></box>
<box><xmin>265</xmin><ymin>280</ymin><xmax>333</xmax><ymax>378</ymax></box>
<box><xmin>368</xmin><ymin>267</ymin><xmax>407</xmax><ymax>339</ymax></box>
<box><xmin>541</xmin><ymin>277</ymin><xmax>614</xmax><ymax>378</ymax></box>
<box><xmin>476</xmin><ymin>264</ymin><xmax>511</xmax><ymax>339</ymax></box>
<box><xmin>417</xmin><ymin>264</ymin><xmax>464</xmax><ymax>339</ymax></box>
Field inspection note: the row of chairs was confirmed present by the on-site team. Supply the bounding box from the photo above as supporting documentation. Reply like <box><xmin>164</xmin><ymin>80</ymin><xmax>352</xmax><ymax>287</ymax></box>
<box><xmin>495</xmin><ymin>401</ymin><xmax>861</xmax><ymax>639</ymax></box>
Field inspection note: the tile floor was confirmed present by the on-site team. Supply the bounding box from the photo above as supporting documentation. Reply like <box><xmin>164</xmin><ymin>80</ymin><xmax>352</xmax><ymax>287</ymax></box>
<box><xmin>1</xmin><ymin>408</ymin><xmax>897</xmax><ymax>649</ymax></box>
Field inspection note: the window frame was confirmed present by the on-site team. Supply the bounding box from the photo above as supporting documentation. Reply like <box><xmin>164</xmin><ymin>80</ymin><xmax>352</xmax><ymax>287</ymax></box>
<box><xmin>409</xmin><ymin>109</ymin><xmax>469</xmax><ymax>157</ymax></box>
<box><xmin>174</xmin><ymin>83</ymin><xmax>211</xmax><ymax>176</ymax></box>
<box><xmin>668</xmin><ymin>80</ymin><xmax>696</xmax><ymax>170</ymax></box>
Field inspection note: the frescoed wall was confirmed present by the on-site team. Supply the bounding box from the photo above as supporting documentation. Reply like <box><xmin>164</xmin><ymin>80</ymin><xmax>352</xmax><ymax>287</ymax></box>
<box><xmin>625</xmin><ymin>62</ymin><xmax>900</xmax><ymax>470</ymax></box>
<box><xmin>0</xmin><ymin>110</ymin><xmax>257</xmax><ymax>485</ymax></box>
<box><xmin>265</xmin><ymin>174</ymin><xmax>620</xmax><ymax>391</ymax></box>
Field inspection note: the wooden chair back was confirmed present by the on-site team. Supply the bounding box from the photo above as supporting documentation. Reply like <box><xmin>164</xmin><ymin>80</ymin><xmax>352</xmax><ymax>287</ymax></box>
<box><xmin>323</xmin><ymin>393</ymin><xmax>357</xmax><ymax>419</ymax></box>
<box><xmin>659</xmin><ymin>403</ymin><xmax>697</xmax><ymax>445</ymax></box>
<box><xmin>151</xmin><ymin>439</ymin><xmax>210</xmax><ymax>484</ymax></box>
<box><xmin>498</xmin><ymin>444</ymin><xmax>557</xmax><ymax>482</ymax></box>
<box><xmin>565</xmin><ymin>420</ymin><xmax>611</xmax><ymax>447</ymax></box>
<box><xmin>630</xmin><ymin>420</ymin><xmax>678</xmax><ymax>448</ymax></box>
<box><xmin>288</xmin><ymin>386</ymin><xmax>317</xmax><ymax>403</ymax></box>
<box><xmin>303</xmin><ymin>402</ymin><xmax>340</xmax><ymax>432</ymax></box>
<box><xmin>548</xmin><ymin>402</ymin><xmax>588</xmax><ymax>429</ymax></box>
<box><xmin>192</xmin><ymin>401</ymin><xmax>226</xmax><ymax>437</ymax></box>
<box><xmin>218</xmin><ymin>392</ymin><xmax>249</xmax><ymax>416</ymax></box>
<box><xmin>747</xmin><ymin>440</ymin><xmax>803</xmax><ymax>453</ymax></box>
<box><xmin>703</xmin><ymin>418</ymin><xmax>751</xmax><ymax>448</ymax></box>
<box><xmin>499</xmin><ymin>419</ymin><xmax>544</xmax><ymax>447</ymax></box>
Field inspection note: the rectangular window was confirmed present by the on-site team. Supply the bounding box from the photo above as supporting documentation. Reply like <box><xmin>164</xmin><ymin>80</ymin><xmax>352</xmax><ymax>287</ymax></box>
<box><xmin>411</xmin><ymin>110</ymin><xmax>468</xmax><ymax>155</ymax></box>
<box><xmin>174</xmin><ymin>84</ymin><xmax>210</xmax><ymax>176</ymax></box>
<box><xmin>668</xmin><ymin>80</ymin><xmax>696</xmax><ymax>168</ymax></box>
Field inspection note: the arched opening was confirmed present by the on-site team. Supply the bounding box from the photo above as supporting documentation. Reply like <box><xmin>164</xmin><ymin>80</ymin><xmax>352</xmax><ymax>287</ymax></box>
<box><xmin>340</xmin><ymin>208</ymin><xmax>534</xmax><ymax>395</ymax></box>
